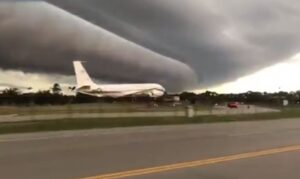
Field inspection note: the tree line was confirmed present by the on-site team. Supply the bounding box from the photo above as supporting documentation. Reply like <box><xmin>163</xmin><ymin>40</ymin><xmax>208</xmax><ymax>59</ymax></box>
<box><xmin>0</xmin><ymin>83</ymin><xmax>300</xmax><ymax>106</ymax></box>
<box><xmin>179</xmin><ymin>91</ymin><xmax>300</xmax><ymax>106</ymax></box>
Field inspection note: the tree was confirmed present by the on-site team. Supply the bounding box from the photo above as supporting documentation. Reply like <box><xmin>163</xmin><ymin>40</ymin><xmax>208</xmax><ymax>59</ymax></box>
<box><xmin>52</xmin><ymin>83</ymin><xmax>62</xmax><ymax>95</ymax></box>
<box><xmin>0</xmin><ymin>88</ymin><xmax>21</xmax><ymax>105</ymax></box>
<box><xmin>1</xmin><ymin>88</ymin><xmax>20</xmax><ymax>96</ymax></box>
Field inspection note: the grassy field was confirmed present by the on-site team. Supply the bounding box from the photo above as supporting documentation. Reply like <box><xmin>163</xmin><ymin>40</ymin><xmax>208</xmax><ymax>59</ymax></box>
<box><xmin>0</xmin><ymin>103</ymin><xmax>212</xmax><ymax>116</ymax></box>
<box><xmin>0</xmin><ymin>103</ymin><xmax>202</xmax><ymax>115</ymax></box>
<box><xmin>0</xmin><ymin>107</ymin><xmax>299</xmax><ymax>134</ymax></box>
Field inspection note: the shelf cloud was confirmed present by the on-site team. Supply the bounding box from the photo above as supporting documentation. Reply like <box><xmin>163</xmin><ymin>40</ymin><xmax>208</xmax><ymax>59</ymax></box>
<box><xmin>1</xmin><ymin>0</ymin><xmax>300</xmax><ymax>91</ymax></box>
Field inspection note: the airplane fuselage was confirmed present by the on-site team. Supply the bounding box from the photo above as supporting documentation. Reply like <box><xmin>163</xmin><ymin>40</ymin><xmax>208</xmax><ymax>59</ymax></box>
<box><xmin>77</xmin><ymin>83</ymin><xmax>165</xmax><ymax>98</ymax></box>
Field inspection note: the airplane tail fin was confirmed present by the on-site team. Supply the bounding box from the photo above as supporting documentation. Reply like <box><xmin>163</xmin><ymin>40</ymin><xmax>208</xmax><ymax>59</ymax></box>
<box><xmin>73</xmin><ymin>61</ymin><xmax>95</xmax><ymax>88</ymax></box>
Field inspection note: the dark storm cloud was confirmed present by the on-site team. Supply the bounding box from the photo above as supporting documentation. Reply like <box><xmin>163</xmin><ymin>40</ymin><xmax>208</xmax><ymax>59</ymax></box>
<box><xmin>0</xmin><ymin>2</ymin><xmax>198</xmax><ymax>92</ymax></box>
<box><xmin>49</xmin><ymin>0</ymin><xmax>300</xmax><ymax>87</ymax></box>
<box><xmin>1</xmin><ymin>0</ymin><xmax>300</xmax><ymax>91</ymax></box>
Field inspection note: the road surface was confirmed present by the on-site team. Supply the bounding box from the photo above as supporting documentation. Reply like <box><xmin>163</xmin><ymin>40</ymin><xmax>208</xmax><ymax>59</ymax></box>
<box><xmin>1</xmin><ymin>118</ymin><xmax>300</xmax><ymax>179</ymax></box>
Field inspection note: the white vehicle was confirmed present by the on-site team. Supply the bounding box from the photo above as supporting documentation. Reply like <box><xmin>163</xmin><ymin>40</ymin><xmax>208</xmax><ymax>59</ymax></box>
<box><xmin>73</xmin><ymin>61</ymin><xmax>166</xmax><ymax>98</ymax></box>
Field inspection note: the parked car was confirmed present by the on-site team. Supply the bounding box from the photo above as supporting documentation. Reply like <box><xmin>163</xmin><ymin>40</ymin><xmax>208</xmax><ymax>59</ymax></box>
<box><xmin>227</xmin><ymin>102</ymin><xmax>238</xmax><ymax>108</ymax></box>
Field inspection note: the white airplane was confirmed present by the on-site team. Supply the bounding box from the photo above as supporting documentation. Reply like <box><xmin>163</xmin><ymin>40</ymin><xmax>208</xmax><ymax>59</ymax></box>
<box><xmin>73</xmin><ymin>61</ymin><xmax>166</xmax><ymax>98</ymax></box>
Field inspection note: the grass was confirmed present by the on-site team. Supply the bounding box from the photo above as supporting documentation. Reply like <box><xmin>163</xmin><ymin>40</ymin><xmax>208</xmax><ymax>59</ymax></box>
<box><xmin>0</xmin><ymin>107</ymin><xmax>300</xmax><ymax>134</ymax></box>
<box><xmin>0</xmin><ymin>103</ymin><xmax>195</xmax><ymax>116</ymax></box>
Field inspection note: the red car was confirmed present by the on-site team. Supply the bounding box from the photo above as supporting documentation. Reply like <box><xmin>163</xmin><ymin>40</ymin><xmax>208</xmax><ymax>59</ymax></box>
<box><xmin>227</xmin><ymin>102</ymin><xmax>238</xmax><ymax>108</ymax></box>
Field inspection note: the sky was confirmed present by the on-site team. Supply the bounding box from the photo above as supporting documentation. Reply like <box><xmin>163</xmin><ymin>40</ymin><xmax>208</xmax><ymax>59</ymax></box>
<box><xmin>198</xmin><ymin>53</ymin><xmax>300</xmax><ymax>93</ymax></box>
<box><xmin>1</xmin><ymin>53</ymin><xmax>300</xmax><ymax>94</ymax></box>
<box><xmin>0</xmin><ymin>0</ymin><xmax>300</xmax><ymax>93</ymax></box>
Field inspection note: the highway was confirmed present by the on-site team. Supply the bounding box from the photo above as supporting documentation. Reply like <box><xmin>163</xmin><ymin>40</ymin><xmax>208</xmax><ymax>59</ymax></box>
<box><xmin>1</xmin><ymin>118</ymin><xmax>300</xmax><ymax>179</ymax></box>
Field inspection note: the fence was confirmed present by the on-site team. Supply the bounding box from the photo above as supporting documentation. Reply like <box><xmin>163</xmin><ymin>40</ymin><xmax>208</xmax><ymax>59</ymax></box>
<box><xmin>0</xmin><ymin>104</ymin><xmax>280</xmax><ymax>123</ymax></box>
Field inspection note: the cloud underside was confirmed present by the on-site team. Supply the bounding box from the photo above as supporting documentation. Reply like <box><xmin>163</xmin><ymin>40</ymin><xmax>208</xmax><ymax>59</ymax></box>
<box><xmin>1</xmin><ymin>0</ymin><xmax>300</xmax><ymax>91</ymax></box>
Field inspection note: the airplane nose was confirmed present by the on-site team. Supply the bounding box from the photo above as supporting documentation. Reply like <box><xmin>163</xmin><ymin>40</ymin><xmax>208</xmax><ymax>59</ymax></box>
<box><xmin>152</xmin><ymin>89</ymin><xmax>165</xmax><ymax>97</ymax></box>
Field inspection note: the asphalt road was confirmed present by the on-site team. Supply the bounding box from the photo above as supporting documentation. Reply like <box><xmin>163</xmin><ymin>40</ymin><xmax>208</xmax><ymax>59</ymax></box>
<box><xmin>1</xmin><ymin>118</ymin><xmax>300</xmax><ymax>179</ymax></box>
